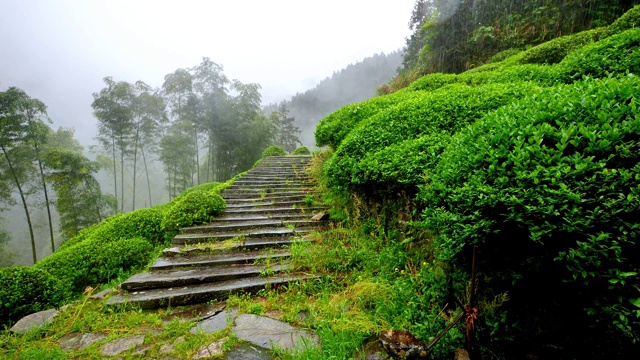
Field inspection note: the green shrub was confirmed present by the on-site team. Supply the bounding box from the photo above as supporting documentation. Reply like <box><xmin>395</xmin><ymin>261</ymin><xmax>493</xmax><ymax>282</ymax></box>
<box><xmin>405</xmin><ymin>73</ymin><xmax>458</xmax><ymax>92</ymax></box>
<box><xmin>602</xmin><ymin>5</ymin><xmax>640</xmax><ymax>37</ymax></box>
<box><xmin>314</xmin><ymin>91</ymin><xmax>406</xmax><ymax>149</ymax></box>
<box><xmin>486</xmin><ymin>48</ymin><xmax>523</xmax><ymax>63</ymax></box>
<box><xmin>419</xmin><ymin>76</ymin><xmax>640</xmax><ymax>353</ymax></box>
<box><xmin>36</xmin><ymin>237</ymin><xmax>154</xmax><ymax>294</ymax></box>
<box><xmin>326</xmin><ymin>82</ymin><xmax>541</xmax><ymax>193</ymax></box>
<box><xmin>292</xmin><ymin>146</ymin><xmax>311</xmax><ymax>155</ymax></box>
<box><xmin>173</xmin><ymin>182</ymin><xmax>225</xmax><ymax>202</ymax></box>
<box><xmin>262</xmin><ymin>145</ymin><xmax>287</xmax><ymax>157</ymax></box>
<box><xmin>517</xmin><ymin>28</ymin><xmax>604</xmax><ymax>65</ymax></box>
<box><xmin>163</xmin><ymin>190</ymin><xmax>226</xmax><ymax>236</ymax></box>
<box><xmin>0</xmin><ymin>267</ymin><xmax>65</xmax><ymax>328</ymax></box>
<box><xmin>561</xmin><ymin>28</ymin><xmax>640</xmax><ymax>81</ymax></box>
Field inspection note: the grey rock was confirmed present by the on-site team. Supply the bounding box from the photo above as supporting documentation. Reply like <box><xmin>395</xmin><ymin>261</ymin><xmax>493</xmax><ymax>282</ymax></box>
<box><xmin>100</xmin><ymin>335</ymin><xmax>145</xmax><ymax>356</ymax></box>
<box><xmin>192</xmin><ymin>339</ymin><xmax>225</xmax><ymax>359</ymax></box>
<box><xmin>190</xmin><ymin>308</ymin><xmax>238</xmax><ymax>334</ymax></box>
<box><xmin>163</xmin><ymin>247</ymin><xmax>182</xmax><ymax>256</ymax></box>
<box><xmin>132</xmin><ymin>345</ymin><xmax>151</xmax><ymax>356</ymax></box>
<box><xmin>232</xmin><ymin>314</ymin><xmax>320</xmax><ymax>351</ymax></box>
<box><xmin>10</xmin><ymin>309</ymin><xmax>58</xmax><ymax>334</ymax></box>
<box><xmin>159</xmin><ymin>343</ymin><xmax>175</xmax><ymax>354</ymax></box>
<box><xmin>58</xmin><ymin>332</ymin><xmax>108</xmax><ymax>351</ymax></box>
<box><xmin>454</xmin><ymin>348</ymin><xmax>470</xmax><ymax>360</ymax></box>
<box><xmin>90</xmin><ymin>288</ymin><xmax>114</xmax><ymax>300</ymax></box>
<box><xmin>311</xmin><ymin>212</ymin><xmax>330</xmax><ymax>221</ymax></box>
<box><xmin>224</xmin><ymin>343</ymin><xmax>272</xmax><ymax>360</ymax></box>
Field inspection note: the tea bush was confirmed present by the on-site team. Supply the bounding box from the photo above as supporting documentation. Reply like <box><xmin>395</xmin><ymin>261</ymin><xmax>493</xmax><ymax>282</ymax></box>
<box><xmin>418</xmin><ymin>76</ymin><xmax>640</xmax><ymax>352</ymax></box>
<box><xmin>326</xmin><ymin>83</ymin><xmax>541</xmax><ymax>193</ymax></box>
<box><xmin>35</xmin><ymin>237</ymin><xmax>154</xmax><ymax>294</ymax></box>
<box><xmin>314</xmin><ymin>91</ymin><xmax>406</xmax><ymax>149</ymax></box>
<box><xmin>561</xmin><ymin>28</ymin><xmax>640</xmax><ymax>81</ymax></box>
<box><xmin>602</xmin><ymin>5</ymin><xmax>640</xmax><ymax>37</ymax></box>
<box><xmin>292</xmin><ymin>146</ymin><xmax>310</xmax><ymax>155</ymax></box>
<box><xmin>262</xmin><ymin>145</ymin><xmax>286</xmax><ymax>157</ymax></box>
<box><xmin>516</xmin><ymin>28</ymin><xmax>604</xmax><ymax>65</ymax></box>
<box><xmin>162</xmin><ymin>189</ymin><xmax>226</xmax><ymax>236</ymax></box>
<box><xmin>0</xmin><ymin>267</ymin><xmax>65</xmax><ymax>328</ymax></box>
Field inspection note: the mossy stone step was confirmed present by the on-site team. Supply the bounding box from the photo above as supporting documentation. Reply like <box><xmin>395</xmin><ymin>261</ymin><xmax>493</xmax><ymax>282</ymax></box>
<box><xmin>165</xmin><ymin>237</ymin><xmax>311</xmax><ymax>256</ymax></box>
<box><xmin>120</xmin><ymin>263</ymin><xmax>291</xmax><ymax>291</ymax></box>
<box><xmin>150</xmin><ymin>248</ymin><xmax>290</xmax><ymax>270</ymax></box>
<box><xmin>106</xmin><ymin>274</ymin><xmax>316</xmax><ymax>309</ymax></box>
<box><xmin>180</xmin><ymin>220</ymin><xmax>322</xmax><ymax>234</ymax></box>
<box><xmin>171</xmin><ymin>228</ymin><xmax>313</xmax><ymax>246</ymax></box>
<box><xmin>222</xmin><ymin>206</ymin><xmax>328</xmax><ymax>216</ymax></box>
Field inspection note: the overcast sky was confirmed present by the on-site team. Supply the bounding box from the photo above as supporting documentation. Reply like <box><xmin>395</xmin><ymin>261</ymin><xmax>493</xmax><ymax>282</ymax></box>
<box><xmin>0</xmin><ymin>0</ymin><xmax>413</xmax><ymax>145</ymax></box>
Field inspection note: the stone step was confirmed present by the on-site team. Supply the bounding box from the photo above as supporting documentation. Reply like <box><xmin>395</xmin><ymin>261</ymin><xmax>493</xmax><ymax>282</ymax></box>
<box><xmin>224</xmin><ymin>194</ymin><xmax>309</xmax><ymax>204</ymax></box>
<box><xmin>212</xmin><ymin>213</ymin><xmax>311</xmax><ymax>223</ymax></box>
<box><xmin>222</xmin><ymin>190</ymin><xmax>310</xmax><ymax>200</ymax></box>
<box><xmin>225</xmin><ymin>200</ymin><xmax>306</xmax><ymax>209</ymax></box>
<box><xmin>222</xmin><ymin>187</ymin><xmax>310</xmax><ymax>196</ymax></box>
<box><xmin>106</xmin><ymin>273</ymin><xmax>316</xmax><ymax>309</ymax></box>
<box><xmin>228</xmin><ymin>183</ymin><xmax>310</xmax><ymax>190</ymax></box>
<box><xmin>150</xmin><ymin>249</ymin><xmax>291</xmax><ymax>270</ymax></box>
<box><xmin>180</xmin><ymin>220</ymin><xmax>321</xmax><ymax>234</ymax></box>
<box><xmin>165</xmin><ymin>237</ymin><xmax>311</xmax><ymax>256</ymax></box>
<box><xmin>121</xmin><ymin>263</ymin><xmax>291</xmax><ymax>291</ymax></box>
<box><xmin>171</xmin><ymin>227</ymin><xmax>313</xmax><ymax>246</ymax></box>
<box><xmin>231</xmin><ymin>180</ymin><xmax>310</xmax><ymax>188</ymax></box>
<box><xmin>222</xmin><ymin>206</ymin><xmax>328</xmax><ymax>216</ymax></box>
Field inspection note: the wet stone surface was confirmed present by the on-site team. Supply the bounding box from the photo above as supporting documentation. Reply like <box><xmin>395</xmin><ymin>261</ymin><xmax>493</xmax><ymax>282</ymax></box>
<box><xmin>58</xmin><ymin>332</ymin><xmax>108</xmax><ymax>351</ymax></box>
<box><xmin>232</xmin><ymin>314</ymin><xmax>320</xmax><ymax>351</ymax></box>
<box><xmin>190</xmin><ymin>308</ymin><xmax>238</xmax><ymax>334</ymax></box>
<box><xmin>224</xmin><ymin>343</ymin><xmax>272</xmax><ymax>360</ymax></box>
<box><xmin>192</xmin><ymin>339</ymin><xmax>225</xmax><ymax>359</ymax></box>
<box><xmin>100</xmin><ymin>335</ymin><xmax>145</xmax><ymax>356</ymax></box>
<box><xmin>10</xmin><ymin>309</ymin><xmax>58</xmax><ymax>334</ymax></box>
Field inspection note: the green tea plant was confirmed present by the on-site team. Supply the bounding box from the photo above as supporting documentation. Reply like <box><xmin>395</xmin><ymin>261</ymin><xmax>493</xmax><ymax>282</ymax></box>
<box><xmin>418</xmin><ymin>76</ymin><xmax>640</xmax><ymax>355</ymax></box>
<box><xmin>292</xmin><ymin>146</ymin><xmax>311</xmax><ymax>155</ymax></box>
<box><xmin>0</xmin><ymin>267</ymin><xmax>65</xmax><ymax>328</ymax></box>
<box><xmin>262</xmin><ymin>145</ymin><xmax>287</xmax><ymax>157</ymax></box>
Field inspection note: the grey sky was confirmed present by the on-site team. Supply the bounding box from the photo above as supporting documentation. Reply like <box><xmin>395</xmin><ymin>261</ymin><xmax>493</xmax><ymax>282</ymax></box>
<box><xmin>1</xmin><ymin>0</ymin><xmax>413</xmax><ymax>145</ymax></box>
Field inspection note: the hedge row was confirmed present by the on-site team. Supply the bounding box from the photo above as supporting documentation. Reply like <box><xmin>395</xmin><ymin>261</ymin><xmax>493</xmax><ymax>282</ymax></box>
<box><xmin>325</xmin><ymin>82</ymin><xmax>541</xmax><ymax>193</ymax></box>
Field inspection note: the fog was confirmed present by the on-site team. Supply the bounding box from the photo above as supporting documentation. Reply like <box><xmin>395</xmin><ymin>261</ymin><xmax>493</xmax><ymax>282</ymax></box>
<box><xmin>1</xmin><ymin>0</ymin><xmax>413</xmax><ymax>266</ymax></box>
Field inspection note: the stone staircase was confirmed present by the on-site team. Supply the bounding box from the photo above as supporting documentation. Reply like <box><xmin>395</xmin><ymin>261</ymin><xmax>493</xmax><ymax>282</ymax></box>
<box><xmin>107</xmin><ymin>156</ymin><xmax>327</xmax><ymax>309</ymax></box>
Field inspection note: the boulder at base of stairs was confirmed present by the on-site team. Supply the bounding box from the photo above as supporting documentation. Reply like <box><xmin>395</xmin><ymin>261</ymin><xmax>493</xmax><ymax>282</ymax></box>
<box><xmin>232</xmin><ymin>314</ymin><xmax>320</xmax><ymax>351</ymax></box>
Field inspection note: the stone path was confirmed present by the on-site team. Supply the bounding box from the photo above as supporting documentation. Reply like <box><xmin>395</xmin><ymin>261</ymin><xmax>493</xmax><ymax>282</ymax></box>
<box><xmin>107</xmin><ymin>155</ymin><xmax>328</xmax><ymax>309</ymax></box>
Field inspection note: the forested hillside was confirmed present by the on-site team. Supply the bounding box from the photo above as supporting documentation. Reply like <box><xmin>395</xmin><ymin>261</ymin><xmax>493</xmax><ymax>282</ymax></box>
<box><xmin>313</xmin><ymin>4</ymin><xmax>640</xmax><ymax>358</ymax></box>
<box><xmin>264</xmin><ymin>52</ymin><xmax>402</xmax><ymax>147</ymax></box>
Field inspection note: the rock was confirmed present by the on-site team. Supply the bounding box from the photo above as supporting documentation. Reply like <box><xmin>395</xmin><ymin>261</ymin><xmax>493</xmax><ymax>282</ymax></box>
<box><xmin>357</xmin><ymin>335</ymin><xmax>388</xmax><ymax>360</ymax></box>
<box><xmin>164</xmin><ymin>302</ymin><xmax>226</xmax><ymax>323</ymax></box>
<box><xmin>159</xmin><ymin>343</ymin><xmax>175</xmax><ymax>354</ymax></box>
<box><xmin>132</xmin><ymin>345</ymin><xmax>151</xmax><ymax>356</ymax></box>
<box><xmin>190</xmin><ymin>308</ymin><xmax>238</xmax><ymax>334</ymax></box>
<box><xmin>10</xmin><ymin>309</ymin><xmax>58</xmax><ymax>334</ymax></box>
<box><xmin>163</xmin><ymin>247</ymin><xmax>181</xmax><ymax>256</ymax></box>
<box><xmin>90</xmin><ymin>288</ymin><xmax>114</xmax><ymax>300</ymax></box>
<box><xmin>224</xmin><ymin>343</ymin><xmax>272</xmax><ymax>360</ymax></box>
<box><xmin>311</xmin><ymin>212</ymin><xmax>330</xmax><ymax>221</ymax></box>
<box><xmin>192</xmin><ymin>339</ymin><xmax>225</xmax><ymax>359</ymax></box>
<box><xmin>454</xmin><ymin>349</ymin><xmax>470</xmax><ymax>360</ymax></box>
<box><xmin>58</xmin><ymin>332</ymin><xmax>108</xmax><ymax>351</ymax></box>
<box><xmin>100</xmin><ymin>335</ymin><xmax>145</xmax><ymax>356</ymax></box>
<box><xmin>379</xmin><ymin>330</ymin><xmax>429</xmax><ymax>359</ymax></box>
<box><xmin>232</xmin><ymin>314</ymin><xmax>320</xmax><ymax>351</ymax></box>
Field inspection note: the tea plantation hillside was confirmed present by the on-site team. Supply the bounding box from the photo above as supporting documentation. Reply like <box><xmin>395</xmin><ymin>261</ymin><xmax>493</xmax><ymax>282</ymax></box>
<box><xmin>314</xmin><ymin>5</ymin><xmax>640</xmax><ymax>358</ymax></box>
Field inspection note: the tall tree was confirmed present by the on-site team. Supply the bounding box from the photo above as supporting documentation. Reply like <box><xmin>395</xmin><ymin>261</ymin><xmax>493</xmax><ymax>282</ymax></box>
<box><xmin>43</xmin><ymin>148</ymin><xmax>115</xmax><ymax>240</ymax></box>
<box><xmin>0</xmin><ymin>88</ymin><xmax>42</xmax><ymax>263</ymax></box>
<box><xmin>270</xmin><ymin>103</ymin><xmax>301</xmax><ymax>153</ymax></box>
<box><xmin>92</xmin><ymin>77</ymin><xmax>134</xmax><ymax>212</ymax></box>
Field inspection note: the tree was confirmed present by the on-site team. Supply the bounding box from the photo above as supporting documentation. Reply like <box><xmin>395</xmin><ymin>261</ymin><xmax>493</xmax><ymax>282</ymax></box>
<box><xmin>270</xmin><ymin>103</ymin><xmax>301</xmax><ymax>153</ymax></box>
<box><xmin>159</xmin><ymin>120</ymin><xmax>196</xmax><ymax>199</ymax></box>
<box><xmin>43</xmin><ymin>148</ymin><xmax>115</xmax><ymax>240</ymax></box>
<box><xmin>0</xmin><ymin>87</ymin><xmax>50</xmax><ymax>264</ymax></box>
<box><xmin>92</xmin><ymin>77</ymin><xmax>134</xmax><ymax>213</ymax></box>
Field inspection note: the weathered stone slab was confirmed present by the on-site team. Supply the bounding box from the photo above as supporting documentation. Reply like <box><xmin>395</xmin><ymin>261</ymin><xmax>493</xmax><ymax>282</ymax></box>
<box><xmin>232</xmin><ymin>314</ymin><xmax>320</xmax><ymax>351</ymax></box>
<box><xmin>10</xmin><ymin>309</ymin><xmax>58</xmax><ymax>334</ymax></box>
<box><xmin>90</xmin><ymin>288</ymin><xmax>113</xmax><ymax>300</ymax></box>
<box><xmin>58</xmin><ymin>332</ymin><xmax>108</xmax><ymax>351</ymax></box>
<box><xmin>100</xmin><ymin>335</ymin><xmax>145</xmax><ymax>356</ymax></box>
<box><xmin>224</xmin><ymin>343</ymin><xmax>272</xmax><ymax>360</ymax></box>
<box><xmin>190</xmin><ymin>308</ymin><xmax>238</xmax><ymax>334</ymax></box>
<box><xmin>192</xmin><ymin>338</ymin><xmax>225</xmax><ymax>359</ymax></box>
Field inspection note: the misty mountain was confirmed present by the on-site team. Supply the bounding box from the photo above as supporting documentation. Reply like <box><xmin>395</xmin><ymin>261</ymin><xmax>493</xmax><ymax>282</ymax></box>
<box><xmin>264</xmin><ymin>51</ymin><xmax>403</xmax><ymax>147</ymax></box>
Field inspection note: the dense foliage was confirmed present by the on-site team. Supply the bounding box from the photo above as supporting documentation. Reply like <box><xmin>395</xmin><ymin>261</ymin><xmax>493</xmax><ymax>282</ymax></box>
<box><xmin>0</xmin><ymin>267</ymin><xmax>65</xmax><ymax>328</ymax></box>
<box><xmin>261</xmin><ymin>145</ymin><xmax>287</xmax><ymax>157</ymax></box>
<box><xmin>316</xmin><ymin>6</ymin><xmax>640</xmax><ymax>357</ymax></box>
